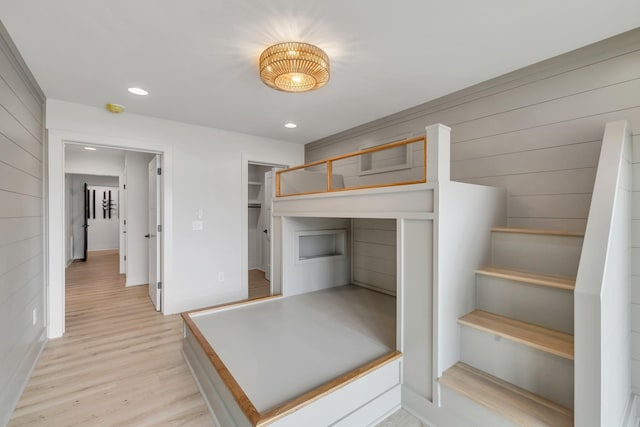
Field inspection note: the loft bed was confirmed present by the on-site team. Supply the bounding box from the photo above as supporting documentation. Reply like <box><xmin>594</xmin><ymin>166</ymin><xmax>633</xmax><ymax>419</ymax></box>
<box><xmin>182</xmin><ymin>124</ymin><xmax>507</xmax><ymax>426</ymax></box>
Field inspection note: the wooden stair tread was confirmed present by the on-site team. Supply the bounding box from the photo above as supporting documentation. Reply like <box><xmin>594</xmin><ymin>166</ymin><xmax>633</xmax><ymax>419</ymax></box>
<box><xmin>491</xmin><ymin>226</ymin><xmax>584</xmax><ymax>238</ymax></box>
<box><xmin>440</xmin><ymin>362</ymin><xmax>573</xmax><ymax>427</ymax></box>
<box><xmin>458</xmin><ymin>310</ymin><xmax>574</xmax><ymax>360</ymax></box>
<box><xmin>477</xmin><ymin>266</ymin><xmax>575</xmax><ymax>291</ymax></box>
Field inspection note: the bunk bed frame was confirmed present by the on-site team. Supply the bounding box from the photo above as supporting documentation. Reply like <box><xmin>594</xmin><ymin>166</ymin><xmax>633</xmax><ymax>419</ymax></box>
<box><xmin>182</xmin><ymin>124</ymin><xmax>507</xmax><ymax>426</ymax></box>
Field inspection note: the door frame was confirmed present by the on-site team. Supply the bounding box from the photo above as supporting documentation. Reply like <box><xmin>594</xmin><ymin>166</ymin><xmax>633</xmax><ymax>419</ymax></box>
<box><xmin>242</xmin><ymin>158</ymin><xmax>287</xmax><ymax>298</ymax></box>
<box><xmin>47</xmin><ymin>129</ymin><xmax>172</xmax><ymax>338</ymax></box>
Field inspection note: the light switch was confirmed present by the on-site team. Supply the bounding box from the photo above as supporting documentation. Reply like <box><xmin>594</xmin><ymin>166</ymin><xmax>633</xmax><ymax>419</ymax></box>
<box><xmin>192</xmin><ymin>220</ymin><xmax>203</xmax><ymax>231</ymax></box>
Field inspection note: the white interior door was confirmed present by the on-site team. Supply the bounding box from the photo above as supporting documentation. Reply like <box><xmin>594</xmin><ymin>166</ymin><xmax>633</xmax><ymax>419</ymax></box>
<box><xmin>147</xmin><ymin>155</ymin><xmax>161</xmax><ymax>310</ymax></box>
<box><xmin>263</xmin><ymin>170</ymin><xmax>274</xmax><ymax>281</ymax></box>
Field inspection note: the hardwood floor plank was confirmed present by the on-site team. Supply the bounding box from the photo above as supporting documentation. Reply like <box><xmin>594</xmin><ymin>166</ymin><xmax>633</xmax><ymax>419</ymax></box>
<box><xmin>8</xmin><ymin>250</ymin><xmax>213</xmax><ymax>426</ymax></box>
<box><xmin>248</xmin><ymin>269</ymin><xmax>270</xmax><ymax>300</ymax></box>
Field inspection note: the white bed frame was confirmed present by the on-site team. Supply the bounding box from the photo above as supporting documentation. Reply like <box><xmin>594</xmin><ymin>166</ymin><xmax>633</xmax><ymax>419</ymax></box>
<box><xmin>182</xmin><ymin>124</ymin><xmax>507</xmax><ymax>426</ymax></box>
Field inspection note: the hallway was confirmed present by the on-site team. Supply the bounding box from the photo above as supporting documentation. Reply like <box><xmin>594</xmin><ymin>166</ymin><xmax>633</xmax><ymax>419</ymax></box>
<box><xmin>9</xmin><ymin>250</ymin><xmax>212</xmax><ymax>426</ymax></box>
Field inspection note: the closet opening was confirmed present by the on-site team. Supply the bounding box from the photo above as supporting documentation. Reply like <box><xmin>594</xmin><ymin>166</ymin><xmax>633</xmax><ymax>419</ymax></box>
<box><xmin>247</xmin><ymin>161</ymin><xmax>286</xmax><ymax>300</ymax></box>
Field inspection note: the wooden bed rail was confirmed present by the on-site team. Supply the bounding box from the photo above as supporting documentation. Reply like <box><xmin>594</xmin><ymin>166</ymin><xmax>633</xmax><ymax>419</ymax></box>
<box><xmin>276</xmin><ymin>135</ymin><xmax>427</xmax><ymax>197</ymax></box>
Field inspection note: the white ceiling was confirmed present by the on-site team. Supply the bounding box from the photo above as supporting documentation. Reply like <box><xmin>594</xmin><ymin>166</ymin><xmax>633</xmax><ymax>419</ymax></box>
<box><xmin>2</xmin><ymin>1</ymin><xmax>640</xmax><ymax>144</ymax></box>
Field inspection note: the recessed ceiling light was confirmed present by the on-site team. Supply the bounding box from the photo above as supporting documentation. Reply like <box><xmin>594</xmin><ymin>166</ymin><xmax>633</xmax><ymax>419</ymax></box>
<box><xmin>84</xmin><ymin>147</ymin><xmax>97</xmax><ymax>151</ymax></box>
<box><xmin>284</xmin><ymin>123</ymin><xmax>297</xmax><ymax>129</ymax></box>
<box><xmin>128</xmin><ymin>87</ymin><xmax>149</xmax><ymax>96</ymax></box>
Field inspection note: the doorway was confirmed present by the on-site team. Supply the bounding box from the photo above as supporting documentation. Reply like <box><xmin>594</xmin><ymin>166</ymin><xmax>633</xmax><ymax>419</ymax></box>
<box><xmin>247</xmin><ymin>162</ymin><xmax>285</xmax><ymax>299</ymax></box>
<box><xmin>64</xmin><ymin>174</ymin><xmax>120</xmax><ymax>264</ymax></box>
<box><xmin>52</xmin><ymin>141</ymin><xmax>166</xmax><ymax>337</ymax></box>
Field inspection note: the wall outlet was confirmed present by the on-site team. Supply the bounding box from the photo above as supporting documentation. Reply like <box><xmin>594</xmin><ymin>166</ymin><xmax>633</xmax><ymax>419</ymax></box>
<box><xmin>218</xmin><ymin>272</ymin><xmax>224</xmax><ymax>282</ymax></box>
<box><xmin>32</xmin><ymin>308</ymin><xmax>37</xmax><ymax>326</ymax></box>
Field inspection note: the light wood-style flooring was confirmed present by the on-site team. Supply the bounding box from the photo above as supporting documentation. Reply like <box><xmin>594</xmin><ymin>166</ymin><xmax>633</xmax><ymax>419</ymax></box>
<box><xmin>9</xmin><ymin>250</ymin><xmax>423</xmax><ymax>427</ymax></box>
<box><xmin>9</xmin><ymin>250</ymin><xmax>213</xmax><ymax>426</ymax></box>
<box><xmin>248</xmin><ymin>269</ymin><xmax>270</xmax><ymax>300</ymax></box>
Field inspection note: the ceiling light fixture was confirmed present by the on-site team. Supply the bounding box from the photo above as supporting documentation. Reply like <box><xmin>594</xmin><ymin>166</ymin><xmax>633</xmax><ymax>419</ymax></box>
<box><xmin>259</xmin><ymin>42</ymin><xmax>330</xmax><ymax>93</ymax></box>
<box><xmin>128</xmin><ymin>87</ymin><xmax>149</xmax><ymax>96</ymax></box>
<box><xmin>84</xmin><ymin>147</ymin><xmax>97</xmax><ymax>151</ymax></box>
<box><xmin>284</xmin><ymin>122</ymin><xmax>297</xmax><ymax>129</ymax></box>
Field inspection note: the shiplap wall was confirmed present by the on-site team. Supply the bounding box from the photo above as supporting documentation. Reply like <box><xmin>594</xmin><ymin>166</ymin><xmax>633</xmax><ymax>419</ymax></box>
<box><xmin>306</xmin><ymin>28</ymin><xmax>640</xmax><ymax>233</ymax></box>
<box><xmin>632</xmin><ymin>134</ymin><xmax>640</xmax><ymax>394</ymax></box>
<box><xmin>0</xmin><ymin>22</ymin><xmax>45</xmax><ymax>424</ymax></box>
<box><xmin>352</xmin><ymin>218</ymin><xmax>396</xmax><ymax>295</ymax></box>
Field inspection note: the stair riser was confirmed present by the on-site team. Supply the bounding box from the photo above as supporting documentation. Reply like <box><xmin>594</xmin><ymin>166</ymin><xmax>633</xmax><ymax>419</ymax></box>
<box><xmin>476</xmin><ymin>276</ymin><xmax>574</xmax><ymax>334</ymax></box>
<box><xmin>440</xmin><ymin>386</ymin><xmax>521</xmax><ymax>427</ymax></box>
<box><xmin>491</xmin><ymin>233</ymin><xmax>582</xmax><ymax>276</ymax></box>
<box><xmin>460</xmin><ymin>327</ymin><xmax>574</xmax><ymax>409</ymax></box>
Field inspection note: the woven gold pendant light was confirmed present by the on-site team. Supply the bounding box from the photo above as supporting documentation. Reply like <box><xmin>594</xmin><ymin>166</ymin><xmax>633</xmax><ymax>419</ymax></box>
<box><xmin>259</xmin><ymin>42</ymin><xmax>330</xmax><ymax>93</ymax></box>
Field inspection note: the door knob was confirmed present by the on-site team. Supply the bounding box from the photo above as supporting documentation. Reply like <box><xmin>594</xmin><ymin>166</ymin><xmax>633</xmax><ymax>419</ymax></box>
<box><xmin>144</xmin><ymin>234</ymin><xmax>150</xmax><ymax>238</ymax></box>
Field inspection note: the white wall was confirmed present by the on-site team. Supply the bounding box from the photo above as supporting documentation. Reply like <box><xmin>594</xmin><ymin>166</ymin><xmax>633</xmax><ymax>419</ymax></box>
<box><xmin>0</xmin><ymin>22</ymin><xmax>45</xmax><ymax>425</ymax></box>
<box><xmin>46</xmin><ymin>99</ymin><xmax>304</xmax><ymax>337</ymax></box>
<box><xmin>124</xmin><ymin>151</ymin><xmax>154</xmax><ymax>286</ymax></box>
<box><xmin>65</xmin><ymin>145</ymin><xmax>125</xmax><ymax>176</ymax></box>
<box><xmin>306</xmin><ymin>28</ymin><xmax>640</xmax><ymax>233</ymax></box>
<box><xmin>632</xmin><ymin>134</ymin><xmax>640</xmax><ymax>393</ymax></box>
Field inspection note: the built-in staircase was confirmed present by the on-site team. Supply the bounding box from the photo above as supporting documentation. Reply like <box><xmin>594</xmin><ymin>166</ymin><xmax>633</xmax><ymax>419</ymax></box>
<box><xmin>440</xmin><ymin>227</ymin><xmax>584</xmax><ymax>426</ymax></box>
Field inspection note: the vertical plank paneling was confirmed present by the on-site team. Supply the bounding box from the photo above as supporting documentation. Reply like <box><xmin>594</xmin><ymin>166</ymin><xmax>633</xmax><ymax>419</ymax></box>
<box><xmin>0</xmin><ymin>21</ymin><xmax>46</xmax><ymax>426</ymax></box>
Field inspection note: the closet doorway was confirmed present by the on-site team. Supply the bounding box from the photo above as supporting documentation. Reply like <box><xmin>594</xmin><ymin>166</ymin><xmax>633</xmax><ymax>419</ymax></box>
<box><xmin>247</xmin><ymin>162</ymin><xmax>285</xmax><ymax>299</ymax></box>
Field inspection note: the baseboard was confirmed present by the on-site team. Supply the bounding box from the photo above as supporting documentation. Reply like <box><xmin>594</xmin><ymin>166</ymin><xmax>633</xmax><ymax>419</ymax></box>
<box><xmin>0</xmin><ymin>328</ymin><xmax>47</xmax><ymax>426</ymax></box>
<box><xmin>402</xmin><ymin>384</ymin><xmax>477</xmax><ymax>427</ymax></box>
<box><xmin>125</xmin><ymin>280</ymin><xmax>147</xmax><ymax>287</ymax></box>
<box><xmin>623</xmin><ymin>393</ymin><xmax>640</xmax><ymax>427</ymax></box>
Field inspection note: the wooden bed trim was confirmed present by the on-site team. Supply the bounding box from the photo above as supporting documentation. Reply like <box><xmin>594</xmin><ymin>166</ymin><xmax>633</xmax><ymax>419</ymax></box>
<box><xmin>280</xmin><ymin>136</ymin><xmax>425</xmax><ymax>172</ymax></box>
<box><xmin>183</xmin><ymin>299</ymin><xmax>402</xmax><ymax>426</ymax></box>
<box><xmin>256</xmin><ymin>350</ymin><xmax>402</xmax><ymax>426</ymax></box>
<box><xmin>275</xmin><ymin>179</ymin><xmax>427</xmax><ymax>198</ymax></box>
<box><xmin>276</xmin><ymin>135</ymin><xmax>426</xmax><ymax>197</ymax></box>
<box><xmin>182</xmin><ymin>312</ymin><xmax>263</xmax><ymax>425</ymax></box>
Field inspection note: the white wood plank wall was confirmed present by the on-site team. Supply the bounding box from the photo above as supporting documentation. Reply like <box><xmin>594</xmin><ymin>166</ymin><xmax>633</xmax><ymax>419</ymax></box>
<box><xmin>306</xmin><ymin>28</ymin><xmax>640</xmax><ymax>233</ymax></box>
<box><xmin>352</xmin><ymin>218</ymin><xmax>396</xmax><ymax>295</ymax></box>
<box><xmin>632</xmin><ymin>133</ymin><xmax>640</xmax><ymax>394</ymax></box>
<box><xmin>0</xmin><ymin>21</ymin><xmax>46</xmax><ymax>425</ymax></box>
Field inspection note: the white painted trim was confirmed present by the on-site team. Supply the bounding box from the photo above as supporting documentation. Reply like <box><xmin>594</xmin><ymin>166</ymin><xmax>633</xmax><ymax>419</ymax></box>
<box><xmin>402</xmin><ymin>384</ymin><xmax>464</xmax><ymax>427</ymax></box>
<box><xmin>46</xmin><ymin>129</ymin><xmax>173</xmax><ymax>338</ymax></box>
<box><xmin>241</xmin><ymin>155</ymin><xmax>249</xmax><ymax>302</ymax></box>
<box><xmin>574</xmin><ymin>120</ymin><xmax>632</xmax><ymax>426</ymax></box>
<box><xmin>426</xmin><ymin>123</ymin><xmax>451</xmax><ymax>183</ymax></box>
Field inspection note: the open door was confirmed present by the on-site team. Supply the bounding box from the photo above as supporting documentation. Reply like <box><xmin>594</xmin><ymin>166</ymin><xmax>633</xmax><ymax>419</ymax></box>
<box><xmin>82</xmin><ymin>182</ymin><xmax>88</xmax><ymax>261</ymax></box>
<box><xmin>147</xmin><ymin>155</ymin><xmax>162</xmax><ymax>311</ymax></box>
<box><xmin>263</xmin><ymin>170</ymin><xmax>274</xmax><ymax>281</ymax></box>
